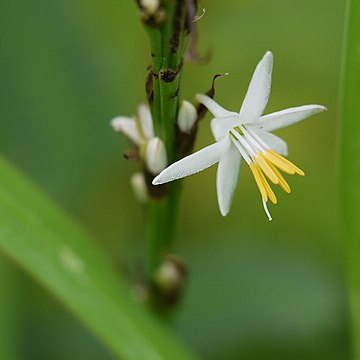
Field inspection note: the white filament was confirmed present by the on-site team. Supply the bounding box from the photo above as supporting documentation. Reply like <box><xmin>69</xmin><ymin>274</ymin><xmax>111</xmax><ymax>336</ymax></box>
<box><xmin>262</xmin><ymin>199</ymin><xmax>272</xmax><ymax>221</ymax></box>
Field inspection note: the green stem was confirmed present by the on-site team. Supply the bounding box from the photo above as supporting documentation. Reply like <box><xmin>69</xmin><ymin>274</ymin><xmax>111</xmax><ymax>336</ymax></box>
<box><xmin>158</xmin><ymin>0</ymin><xmax>180</xmax><ymax>161</ymax></box>
<box><xmin>159</xmin><ymin>78</ymin><xmax>180</xmax><ymax>160</ymax></box>
<box><xmin>145</xmin><ymin>27</ymin><xmax>163</xmax><ymax>137</ymax></box>
<box><xmin>148</xmin><ymin>183</ymin><xmax>182</xmax><ymax>273</ymax></box>
<box><xmin>143</xmin><ymin>1</ymin><xmax>189</xmax><ymax>277</ymax></box>
<box><xmin>340</xmin><ymin>0</ymin><xmax>360</xmax><ymax>358</ymax></box>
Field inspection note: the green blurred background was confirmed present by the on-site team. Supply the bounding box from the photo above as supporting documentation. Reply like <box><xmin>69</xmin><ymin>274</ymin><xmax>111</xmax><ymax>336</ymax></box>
<box><xmin>0</xmin><ymin>0</ymin><xmax>347</xmax><ymax>359</ymax></box>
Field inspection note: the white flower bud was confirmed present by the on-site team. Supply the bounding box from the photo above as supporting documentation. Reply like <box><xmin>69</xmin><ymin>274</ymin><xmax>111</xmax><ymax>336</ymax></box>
<box><xmin>145</xmin><ymin>137</ymin><xmax>167</xmax><ymax>175</ymax></box>
<box><xmin>154</xmin><ymin>261</ymin><xmax>180</xmax><ymax>292</ymax></box>
<box><xmin>130</xmin><ymin>172</ymin><xmax>148</xmax><ymax>203</ymax></box>
<box><xmin>140</xmin><ymin>0</ymin><xmax>159</xmax><ymax>14</ymax></box>
<box><xmin>153</xmin><ymin>255</ymin><xmax>187</xmax><ymax>295</ymax></box>
<box><xmin>177</xmin><ymin>100</ymin><xmax>197</xmax><ymax>134</ymax></box>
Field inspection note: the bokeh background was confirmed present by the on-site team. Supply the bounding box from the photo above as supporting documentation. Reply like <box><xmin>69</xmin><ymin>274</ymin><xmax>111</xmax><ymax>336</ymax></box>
<box><xmin>0</xmin><ymin>0</ymin><xmax>347</xmax><ymax>359</ymax></box>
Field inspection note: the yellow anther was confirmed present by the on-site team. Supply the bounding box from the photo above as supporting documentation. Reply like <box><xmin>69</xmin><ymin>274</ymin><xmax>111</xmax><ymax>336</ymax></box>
<box><xmin>257</xmin><ymin>166</ymin><xmax>278</xmax><ymax>204</ymax></box>
<box><xmin>268</xmin><ymin>163</ymin><xmax>291</xmax><ymax>193</ymax></box>
<box><xmin>262</xmin><ymin>151</ymin><xmax>295</xmax><ymax>175</ymax></box>
<box><xmin>250</xmin><ymin>163</ymin><xmax>268</xmax><ymax>201</ymax></box>
<box><xmin>268</xmin><ymin>150</ymin><xmax>305</xmax><ymax>176</ymax></box>
<box><xmin>255</xmin><ymin>154</ymin><xmax>279</xmax><ymax>184</ymax></box>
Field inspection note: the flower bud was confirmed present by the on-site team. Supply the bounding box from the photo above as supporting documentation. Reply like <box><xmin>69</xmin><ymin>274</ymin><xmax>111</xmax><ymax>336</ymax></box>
<box><xmin>130</xmin><ymin>172</ymin><xmax>148</xmax><ymax>203</ymax></box>
<box><xmin>177</xmin><ymin>100</ymin><xmax>197</xmax><ymax>134</ymax></box>
<box><xmin>153</xmin><ymin>255</ymin><xmax>188</xmax><ymax>307</ymax></box>
<box><xmin>155</xmin><ymin>261</ymin><xmax>179</xmax><ymax>291</ymax></box>
<box><xmin>140</xmin><ymin>0</ymin><xmax>159</xmax><ymax>14</ymax></box>
<box><xmin>145</xmin><ymin>137</ymin><xmax>167</xmax><ymax>175</ymax></box>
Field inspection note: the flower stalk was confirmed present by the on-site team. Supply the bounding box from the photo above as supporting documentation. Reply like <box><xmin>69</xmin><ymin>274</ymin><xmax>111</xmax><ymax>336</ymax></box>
<box><xmin>138</xmin><ymin>0</ymin><xmax>195</xmax><ymax>302</ymax></box>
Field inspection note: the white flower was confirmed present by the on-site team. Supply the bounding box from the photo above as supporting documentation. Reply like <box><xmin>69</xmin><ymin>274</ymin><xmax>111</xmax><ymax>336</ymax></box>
<box><xmin>111</xmin><ymin>103</ymin><xmax>154</xmax><ymax>146</ymax></box>
<box><xmin>153</xmin><ymin>51</ymin><xmax>326</xmax><ymax>220</ymax></box>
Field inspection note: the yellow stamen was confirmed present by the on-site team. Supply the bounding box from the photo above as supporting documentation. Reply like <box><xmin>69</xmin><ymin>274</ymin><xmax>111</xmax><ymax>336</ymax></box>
<box><xmin>249</xmin><ymin>163</ymin><xmax>268</xmax><ymax>201</ymax></box>
<box><xmin>257</xmin><ymin>166</ymin><xmax>278</xmax><ymax>204</ymax></box>
<box><xmin>268</xmin><ymin>163</ymin><xmax>291</xmax><ymax>193</ymax></box>
<box><xmin>268</xmin><ymin>150</ymin><xmax>305</xmax><ymax>176</ymax></box>
<box><xmin>255</xmin><ymin>154</ymin><xmax>279</xmax><ymax>184</ymax></box>
<box><xmin>262</xmin><ymin>152</ymin><xmax>295</xmax><ymax>175</ymax></box>
<box><xmin>250</xmin><ymin>163</ymin><xmax>277</xmax><ymax>204</ymax></box>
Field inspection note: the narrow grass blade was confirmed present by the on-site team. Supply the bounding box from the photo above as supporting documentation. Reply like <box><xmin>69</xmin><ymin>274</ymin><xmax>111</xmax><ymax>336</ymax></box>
<box><xmin>340</xmin><ymin>0</ymin><xmax>360</xmax><ymax>358</ymax></box>
<box><xmin>0</xmin><ymin>156</ymin><xmax>197</xmax><ymax>360</ymax></box>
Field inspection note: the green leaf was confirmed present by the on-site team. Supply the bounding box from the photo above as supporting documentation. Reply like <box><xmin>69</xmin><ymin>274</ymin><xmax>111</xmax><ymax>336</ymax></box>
<box><xmin>0</xmin><ymin>155</ymin><xmax>197</xmax><ymax>360</ymax></box>
<box><xmin>340</xmin><ymin>0</ymin><xmax>360</xmax><ymax>358</ymax></box>
<box><xmin>0</xmin><ymin>256</ymin><xmax>21</xmax><ymax>360</ymax></box>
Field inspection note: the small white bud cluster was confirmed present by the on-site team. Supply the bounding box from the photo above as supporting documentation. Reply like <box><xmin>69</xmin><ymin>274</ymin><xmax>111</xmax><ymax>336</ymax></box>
<box><xmin>177</xmin><ymin>100</ymin><xmax>197</xmax><ymax>134</ymax></box>
<box><xmin>111</xmin><ymin>103</ymin><xmax>168</xmax><ymax>203</ymax></box>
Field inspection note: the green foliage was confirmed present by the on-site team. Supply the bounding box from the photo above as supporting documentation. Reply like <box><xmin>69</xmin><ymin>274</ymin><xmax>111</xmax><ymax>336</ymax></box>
<box><xmin>340</xmin><ymin>0</ymin><xmax>360</xmax><ymax>358</ymax></box>
<box><xmin>0</xmin><ymin>257</ymin><xmax>21</xmax><ymax>360</ymax></box>
<box><xmin>0</xmin><ymin>156</ymin><xmax>197</xmax><ymax>360</ymax></box>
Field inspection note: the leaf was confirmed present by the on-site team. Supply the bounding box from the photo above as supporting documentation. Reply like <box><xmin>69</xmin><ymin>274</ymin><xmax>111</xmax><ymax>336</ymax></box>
<box><xmin>0</xmin><ymin>155</ymin><xmax>197</xmax><ymax>360</ymax></box>
<box><xmin>340</xmin><ymin>0</ymin><xmax>360</xmax><ymax>358</ymax></box>
<box><xmin>0</xmin><ymin>256</ymin><xmax>21</xmax><ymax>360</ymax></box>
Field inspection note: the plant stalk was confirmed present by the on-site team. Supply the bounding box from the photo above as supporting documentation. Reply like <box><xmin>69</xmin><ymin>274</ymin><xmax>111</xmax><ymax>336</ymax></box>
<box><xmin>143</xmin><ymin>0</ymin><xmax>190</xmax><ymax>278</ymax></box>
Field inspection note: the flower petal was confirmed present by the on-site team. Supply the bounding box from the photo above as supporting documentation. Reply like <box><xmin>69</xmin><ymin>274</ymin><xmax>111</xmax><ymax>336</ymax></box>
<box><xmin>239</xmin><ymin>51</ymin><xmax>273</xmax><ymax>123</ymax></box>
<box><xmin>146</xmin><ymin>137</ymin><xmax>168</xmax><ymax>175</ymax></box>
<box><xmin>252</xmin><ymin>105</ymin><xmax>327</xmax><ymax>132</ymax></box>
<box><xmin>178</xmin><ymin>100</ymin><xmax>197</xmax><ymax>133</ymax></box>
<box><xmin>196</xmin><ymin>94</ymin><xmax>237</xmax><ymax>118</ymax></box>
<box><xmin>153</xmin><ymin>139</ymin><xmax>229</xmax><ymax>185</ymax></box>
<box><xmin>216</xmin><ymin>141</ymin><xmax>242</xmax><ymax>216</ymax></box>
<box><xmin>138</xmin><ymin>103</ymin><xmax>154</xmax><ymax>139</ymax></box>
<box><xmin>211</xmin><ymin>116</ymin><xmax>239</xmax><ymax>141</ymax></box>
<box><xmin>256</xmin><ymin>130</ymin><xmax>288</xmax><ymax>156</ymax></box>
<box><xmin>110</xmin><ymin>117</ymin><xmax>141</xmax><ymax>145</ymax></box>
